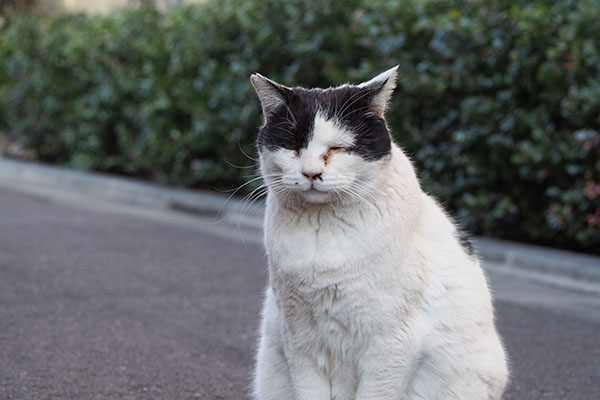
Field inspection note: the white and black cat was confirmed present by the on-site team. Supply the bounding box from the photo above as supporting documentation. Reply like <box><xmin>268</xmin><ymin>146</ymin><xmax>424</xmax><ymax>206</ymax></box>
<box><xmin>250</xmin><ymin>67</ymin><xmax>508</xmax><ymax>400</ymax></box>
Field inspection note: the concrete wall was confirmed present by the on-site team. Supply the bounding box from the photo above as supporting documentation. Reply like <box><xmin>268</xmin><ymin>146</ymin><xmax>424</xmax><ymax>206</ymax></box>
<box><xmin>36</xmin><ymin>0</ymin><xmax>207</xmax><ymax>15</ymax></box>
<box><xmin>61</xmin><ymin>0</ymin><xmax>124</xmax><ymax>14</ymax></box>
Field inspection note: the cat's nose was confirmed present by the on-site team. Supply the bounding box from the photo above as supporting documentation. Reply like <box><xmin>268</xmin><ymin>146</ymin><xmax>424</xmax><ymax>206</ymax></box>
<box><xmin>302</xmin><ymin>170</ymin><xmax>322</xmax><ymax>182</ymax></box>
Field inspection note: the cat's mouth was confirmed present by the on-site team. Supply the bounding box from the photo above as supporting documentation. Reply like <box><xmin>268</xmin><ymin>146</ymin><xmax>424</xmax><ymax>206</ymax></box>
<box><xmin>303</xmin><ymin>181</ymin><xmax>331</xmax><ymax>193</ymax></box>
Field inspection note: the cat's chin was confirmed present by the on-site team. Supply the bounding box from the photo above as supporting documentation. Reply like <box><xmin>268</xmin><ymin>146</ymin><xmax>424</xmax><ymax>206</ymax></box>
<box><xmin>299</xmin><ymin>188</ymin><xmax>334</xmax><ymax>203</ymax></box>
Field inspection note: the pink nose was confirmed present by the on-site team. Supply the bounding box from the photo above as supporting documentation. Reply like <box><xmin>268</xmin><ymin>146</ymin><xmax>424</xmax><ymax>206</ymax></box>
<box><xmin>302</xmin><ymin>170</ymin><xmax>322</xmax><ymax>182</ymax></box>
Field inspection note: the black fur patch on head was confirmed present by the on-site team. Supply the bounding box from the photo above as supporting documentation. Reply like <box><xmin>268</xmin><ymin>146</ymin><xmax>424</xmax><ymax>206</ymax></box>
<box><xmin>257</xmin><ymin>84</ymin><xmax>392</xmax><ymax>161</ymax></box>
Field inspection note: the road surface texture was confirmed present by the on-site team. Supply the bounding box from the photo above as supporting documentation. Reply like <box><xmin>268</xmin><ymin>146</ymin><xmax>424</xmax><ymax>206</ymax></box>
<box><xmin>1</xmin><ymin>185</ymin><xmax>599</xmax><ymax>400</ymax></box>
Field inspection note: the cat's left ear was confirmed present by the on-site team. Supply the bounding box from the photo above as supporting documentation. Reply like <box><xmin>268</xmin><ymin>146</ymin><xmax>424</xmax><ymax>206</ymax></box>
<box><xmin>250</xmin><ymin>73</ymin><xmax>293</xmax><ymax>117</ymax></box>
<box><xmin>358</xmin><ymin>66</ymin><xmax>398</xmax><ymax>117</ymax></box>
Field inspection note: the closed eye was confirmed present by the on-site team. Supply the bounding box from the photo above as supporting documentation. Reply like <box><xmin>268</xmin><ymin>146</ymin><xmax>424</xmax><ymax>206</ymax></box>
<box><xmin>323</xmin><ymin>146</ymin><xmax>347</xmax><ymax>164</ymax></box>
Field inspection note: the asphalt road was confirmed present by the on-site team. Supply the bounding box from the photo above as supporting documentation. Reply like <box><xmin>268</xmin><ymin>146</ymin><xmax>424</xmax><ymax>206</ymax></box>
<box><xmin>1</xmin><ymin>185</ymin><xmax>599</xmax><ymax>400</ymax></box>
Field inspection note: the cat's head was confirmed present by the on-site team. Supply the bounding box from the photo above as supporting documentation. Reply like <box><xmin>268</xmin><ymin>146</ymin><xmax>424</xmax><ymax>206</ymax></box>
<box><xmin>251</xmin><ymin>67</ymin><xmax>398</xmax><ymax>204</ymax></box>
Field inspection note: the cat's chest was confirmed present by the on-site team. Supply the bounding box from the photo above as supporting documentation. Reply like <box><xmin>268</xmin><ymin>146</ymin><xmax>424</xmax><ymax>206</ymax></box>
<box><xmin>266</xmin><ymin>204</ymin><xmax>402</xmax><ymax>336</ymax></box>
<box><xmin>265</xmin><ymin>206</ymin><xmax>389</xmax><ymax>273</ymax></box>
<box><xmin>275</xmin><ymin>274</ymin><xmax>374</xmax><ymax>357</ymax></box>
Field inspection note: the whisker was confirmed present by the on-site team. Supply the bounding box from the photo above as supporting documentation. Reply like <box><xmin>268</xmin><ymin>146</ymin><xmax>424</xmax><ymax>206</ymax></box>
<box><xmin>223</xmin><ymin>158</ymin><xmax>258</xmax><ymax>170</ymax></box>
<box><xmin>214</xmin><ymin>175</ymin><xmax>269</xmax><ymax>223</ymax></box>
<box><xmin>238</xmin><ymin>141</ymin><xmax>259</xmax><ymax>162</ymax></box>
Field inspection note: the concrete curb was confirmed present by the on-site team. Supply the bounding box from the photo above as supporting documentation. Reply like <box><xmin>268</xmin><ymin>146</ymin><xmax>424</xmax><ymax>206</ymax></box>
<box><xmin>475</xmin><ymin>237</ymin><xmax>600</xmax><ymax>281</ymax></box>
<box><xmin>0</xmin><ymin>157</ymin><xmax>264</xmax><ymax>229</ymax></box>
<box><xmin>2</xmin><ymin>157</ymin><xmax>600</xmax><ymax>288</ymax></box>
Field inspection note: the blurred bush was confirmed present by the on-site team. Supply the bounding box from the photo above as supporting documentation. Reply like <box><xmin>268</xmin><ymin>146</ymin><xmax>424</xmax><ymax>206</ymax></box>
<box><xmin>0</xmin><ymin>0</ymin><xmax>599</xmax><ymax>252</ymax></box>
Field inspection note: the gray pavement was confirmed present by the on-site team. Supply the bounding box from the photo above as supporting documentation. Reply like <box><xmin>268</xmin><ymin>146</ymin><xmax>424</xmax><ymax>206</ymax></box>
<box><xmin>1</xmin><ymin>185</ymin><xmax>600</xmax><ymax>400</ymax></box>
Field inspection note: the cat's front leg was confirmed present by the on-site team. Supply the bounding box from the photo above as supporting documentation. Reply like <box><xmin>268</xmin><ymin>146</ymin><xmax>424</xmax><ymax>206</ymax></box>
<box><xmin>355</xmin><ymin>333</ymin><xmax>421</xmax><ymax>400</ymax></box>
<box><xmin>286</xmin><ymin>350</ymin><xmax>331</xmax><ymax>400</ymax></box>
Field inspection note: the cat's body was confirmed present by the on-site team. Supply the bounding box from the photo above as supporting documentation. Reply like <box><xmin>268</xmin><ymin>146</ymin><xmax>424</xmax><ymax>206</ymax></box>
<box><xmin>251</xmin><ymin>67</ymin><xmax>508</xmax><ymax>400</ymax></box>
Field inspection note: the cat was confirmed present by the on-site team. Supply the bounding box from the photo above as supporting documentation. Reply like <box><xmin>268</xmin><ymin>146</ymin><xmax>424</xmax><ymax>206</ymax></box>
<box><xmin>250</xmin><ymin>66</ymin><xmax>508</xmax><ymax>400</ymax></box>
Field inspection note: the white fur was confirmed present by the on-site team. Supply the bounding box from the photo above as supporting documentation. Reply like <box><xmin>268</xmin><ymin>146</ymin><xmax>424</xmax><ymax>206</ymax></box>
<box><xmin>252</xmin><ymin>79</ymin><xmax>508</xmax><ymax>400</ymax></box>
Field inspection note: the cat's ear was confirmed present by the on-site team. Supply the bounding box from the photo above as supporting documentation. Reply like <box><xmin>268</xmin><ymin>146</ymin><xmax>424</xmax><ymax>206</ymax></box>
<box><xmin>250</xmin><ymin>73</ymin><xmax>292</xmax><ymax>116</ymax></box>
<box><xmin>357</xmin><ymin>66</ymin><xmax>398</xmax><ymax>117</ymax></box>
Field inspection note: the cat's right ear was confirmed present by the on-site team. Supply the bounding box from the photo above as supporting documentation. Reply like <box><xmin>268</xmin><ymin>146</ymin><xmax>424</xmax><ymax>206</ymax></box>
<box><xmin>357</xmin><ymin>66</ymin><xmax>398</xmax><ymax>117</ymax></box>
<box><xmin>250</xmin><ymin>73</ymin><xmax>292</xmax><ymax>116</ymax></box>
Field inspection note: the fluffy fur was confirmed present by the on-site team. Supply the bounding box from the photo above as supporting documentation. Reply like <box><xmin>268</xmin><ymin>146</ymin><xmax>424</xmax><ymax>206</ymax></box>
<box><xmin>250</xmin><ymin>67</ymin><xmax>508</xmax><ymax>400</ymax></box>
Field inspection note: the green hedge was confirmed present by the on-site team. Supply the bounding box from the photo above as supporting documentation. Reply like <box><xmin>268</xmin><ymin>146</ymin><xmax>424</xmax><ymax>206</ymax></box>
<box><xmin>1</xmin><ymin>0</ymin><xmax>599</xmax><ymax>252</ymax></box>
